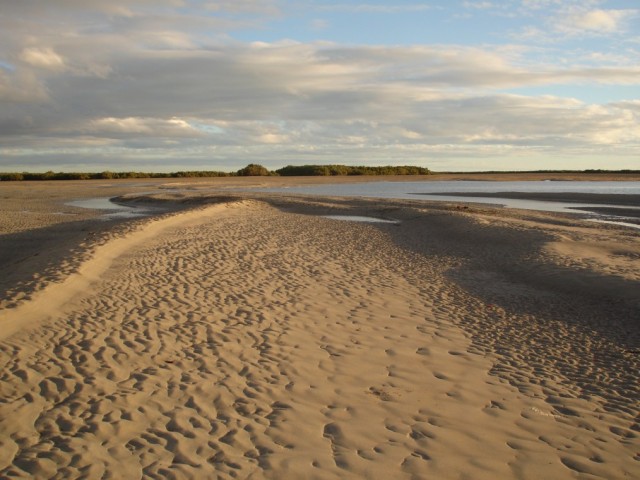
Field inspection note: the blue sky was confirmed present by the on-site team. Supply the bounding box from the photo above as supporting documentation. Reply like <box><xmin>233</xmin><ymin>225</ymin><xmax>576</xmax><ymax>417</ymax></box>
<box><xmin>0</xmin><ymin>0</ymin><xmax>638</xmax><ymax>172</ymax></box>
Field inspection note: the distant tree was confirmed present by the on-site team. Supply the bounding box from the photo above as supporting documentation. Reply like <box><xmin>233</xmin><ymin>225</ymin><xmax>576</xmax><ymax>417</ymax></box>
<box><xmin>276</xmin><ymin>164</ymin><xmax>430</xmax><ymax>176</ymax></box>
<box><xmin>276</xmin><ymin>165</ymin><xmax>318</xmax><ymax>176</ymax></box>
<box><xmin>0</xmin><ymin>173</ymin><xmax>24</xmax><ymax>181</ymax></box>
<box><xmin>98</xmin><ymin>171</ymin><xmax>116</xmax><ymax>179</ymax></box>
<box><xmin>237</xmin><ymin>164</ymin><xmax>271</xmax><ymax>176</ymax></box>
<box><xmin>173</xmin><ymin>170</ymin><xmax>230</xmax><ymax>178</ymax></box>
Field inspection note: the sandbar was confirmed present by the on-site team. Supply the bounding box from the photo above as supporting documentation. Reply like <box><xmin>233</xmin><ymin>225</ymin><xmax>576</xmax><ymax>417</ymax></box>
<box><xmin>0</xmin><ymin>179</ymin><xmax>638</xmax><ymax>479</ymax></box>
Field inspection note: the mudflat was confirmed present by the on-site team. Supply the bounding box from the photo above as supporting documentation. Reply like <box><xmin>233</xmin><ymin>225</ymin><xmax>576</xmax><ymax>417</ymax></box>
<box><xmin>0</xmin><ymin>177</ymin><xmax>638</xmax><ymax>479</ymax></box>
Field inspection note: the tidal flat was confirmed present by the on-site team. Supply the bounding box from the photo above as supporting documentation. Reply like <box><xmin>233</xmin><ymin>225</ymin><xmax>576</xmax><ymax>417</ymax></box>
<box><xmin>0</xmin><ymin>175</ymin><xmax>638</xmax><ymax>479</ymax></box>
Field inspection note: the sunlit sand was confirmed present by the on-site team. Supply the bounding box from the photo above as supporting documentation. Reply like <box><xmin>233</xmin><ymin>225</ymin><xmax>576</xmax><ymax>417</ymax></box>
<box><xmin>0</xmin><ymin>178</ymin><xmax>638</xmax><ymax>479</ymax></box>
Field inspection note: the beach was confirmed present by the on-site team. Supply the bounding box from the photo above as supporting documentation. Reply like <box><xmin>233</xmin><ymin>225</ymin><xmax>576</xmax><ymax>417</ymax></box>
<box><xmin>0</xmin><ymin>177</ymin><xmax>639</xmax><ymax>479</ymax></box>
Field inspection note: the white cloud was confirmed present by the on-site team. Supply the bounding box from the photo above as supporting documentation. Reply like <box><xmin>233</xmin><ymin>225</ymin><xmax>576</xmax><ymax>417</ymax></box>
<box><xmin>88</xmin><ymin>117</ymin><xmax>203</xmax><ymax>137</ymax></box>
<box><xmin>613</xmin><ymin>99</ymin><xmax>640</xmax><ymax>112</ymax></box>
<box><xmin>463</xmin><ymin>2</ymin><xmax>495</xmax><ymax>10</ymax></box>
<box><xmin>1</xmin><ymin>1</ymin><xmax>639</xmax><ymax>171</ymax></box>
<box><xmin>513</xmin><ymin>2</ymin><xmax>638</xmax><ymax>42</ymax></box>
<box><xmin>316</xmin><ymin>4</ymin><xmax>434</xmax><ymax>14</ymax></box>
<box><xmin>0</xmin><ymin>69</ymin><xmax>49</xmax><ymax>103</ymax></box>
<box><xmin>555</xmin><ymin>8</ymin><xmax>636</xmax><ymax>35</ymax></box>
<box><xmin>0</xmin><ymin>0</ymin><xmax>187</xmax><ymax>19</ymax></box>
<box><xmin>521</xmin><ymin>0</ymin><xmax>566</xmax><ymax>10</ymax></box>
<box><xmin>1</xmin><ymin>40</ymin><xmax>639</xmax><ymax>166</ymax></box>
<box><xmin>257</xmin><ymin>132</ymin><xmax>290</xmax><ymax>144</ymax></box>
<box><xmin>20</xmin><ymin>47</ymin><xmax>66</xmax><ymax>70</ymax></box>
<box><xmin>204</xmin><ymin>0</ymin><xmax>282</xmax><ymax>15</ymax></box>
<box><xmin>311</xmin><ymin>19</ymin><xmax>329</xmax><ymax>31</ymax></box>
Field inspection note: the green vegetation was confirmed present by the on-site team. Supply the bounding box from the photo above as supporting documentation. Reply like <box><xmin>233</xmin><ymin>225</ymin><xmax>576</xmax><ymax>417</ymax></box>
<box><xmin>172</xmin><ymin>171</ymin><xmax>232</xmax><ymax>178</ymax></box>
<box><xmin>275</xmin><ymin>165</ymin><xmax>431</xmax><ymax>176</ymax></box>
<box><xmin>236</xmin><ymin>164</ymin><xmax>272</xmax><ymax>176</ymax></box>
<box><xmin>0</xmin><ymin>163</ymin><xmax>431</xmax><ymax>181</ymax></box>
<box><xmin>3</xmin><ymin>165</ymin><xmax>636</xmax><ymax>182</ymax></box>
<box><xmin>0</xmin><ymin>170</ymin><xmax>231</xmax><ymax>181</ymax></box>
<box><xmin>1</xmin><ymin>171</ymin><xmax>167</xmax><ymax>181</ymax></box>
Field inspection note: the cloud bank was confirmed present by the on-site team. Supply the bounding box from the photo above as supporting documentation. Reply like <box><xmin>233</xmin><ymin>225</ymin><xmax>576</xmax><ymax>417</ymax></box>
<box><xmin>0</xmin><ymin>0</ymin><xmax>638</xmax><ymax>171</ymax></box>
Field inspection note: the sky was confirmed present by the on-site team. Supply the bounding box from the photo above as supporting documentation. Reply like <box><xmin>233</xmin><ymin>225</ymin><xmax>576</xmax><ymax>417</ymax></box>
<box><xmin>1</xmin><ymin>0</ymin><xmax>639</xmax><ymax>172</ymax></box>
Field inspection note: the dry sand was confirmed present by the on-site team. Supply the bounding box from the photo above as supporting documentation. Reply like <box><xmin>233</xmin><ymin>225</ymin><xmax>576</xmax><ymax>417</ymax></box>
<box><xmin>0</xmin><ymin>179</ymin><xmax>639</xmax><ymax>479</ymax></box>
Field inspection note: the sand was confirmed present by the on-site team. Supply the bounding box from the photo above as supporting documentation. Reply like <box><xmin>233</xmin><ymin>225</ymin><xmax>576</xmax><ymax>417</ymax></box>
<box><xmin>421</xmin><ymin>192</ymin><xmax>640</xmax><ymax>223</ymax></box>
<box><xmin>0</xmin><ymin>179</ymin><xmax>639</xmax><ymax>479</ymax></box>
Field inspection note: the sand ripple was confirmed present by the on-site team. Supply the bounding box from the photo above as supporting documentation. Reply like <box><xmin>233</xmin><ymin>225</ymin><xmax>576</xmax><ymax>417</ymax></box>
<box><xmin>0</xmin><ymin>200</ymin><xmax>638</xmax><ymax>479</ymax></box>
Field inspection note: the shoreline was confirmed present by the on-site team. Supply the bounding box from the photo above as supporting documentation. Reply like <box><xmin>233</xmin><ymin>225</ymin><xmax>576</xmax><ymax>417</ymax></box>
<box><xmin>418</xmin><ymin>191</ymin><xmax>640</xmax><ymax>224</ymax></box>
<box><xmin>0</xmin><ymin>185</ymin><xmax>639</xmax><ymax>478</ymax></box>
<box><xmin>421</xmin><ymin>191</ymin><xmax>640</xmax><ymax>207</ymax></box>
<box><xmin>2</xmin><ymin>171</ymin><xmax>640</xmax><ymax>184</ymax></box>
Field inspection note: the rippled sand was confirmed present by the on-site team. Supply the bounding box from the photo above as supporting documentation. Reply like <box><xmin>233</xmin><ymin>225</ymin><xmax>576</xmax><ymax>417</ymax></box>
<box><xmin>0</xmin><ymin>180</ymin><xmax>638</xmax><ymax>479</ymax></box>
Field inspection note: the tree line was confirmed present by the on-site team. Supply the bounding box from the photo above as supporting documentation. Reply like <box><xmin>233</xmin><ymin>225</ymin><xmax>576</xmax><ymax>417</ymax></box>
<box><xmin>3</xmin><ymin>166</ymin><xmax>638</xmax><ymax>181</ymax></box>
<box><xmin>274</xmin><ymin>165</ymin><xmax>431</xmax><ymax>176</ymax></box>
<box><xmin>0</xmin><ymin>170</ymin><xmax>232</xmax><ymax>181</ymax></box>
<box><xmin>0</xmin><ymin>164</ymin><xmax>432</xmax><ymax>181</ymax></box>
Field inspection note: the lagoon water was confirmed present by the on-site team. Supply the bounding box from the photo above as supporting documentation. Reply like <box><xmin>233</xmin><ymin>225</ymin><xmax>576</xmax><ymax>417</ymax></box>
<box><xmin>324</xmin><ymin>215</ymin><xmax>399</xmax><ymax>224</ymax></box>
<box><xmin>258</xmin><ymin>180</ymin><xmax>640</xmax><ymax>198</ymax></box>
<box><xmin>257</xmin><ymin>180</ymin><xmax>640</xmax><ymax>227</ymax></box>
<box><xmin>66</xmin><ymin>197</ymin><xmax>154</xmax><ymax>220</ymax></box>
<box><xmin>65</xmin><ymin>181</ymin><xmax>640</xmax><ymax>227</ymax></box>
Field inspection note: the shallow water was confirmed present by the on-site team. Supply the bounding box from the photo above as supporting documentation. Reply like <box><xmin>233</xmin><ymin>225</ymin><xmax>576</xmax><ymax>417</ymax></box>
<box><xmin>256</xmin><ymin>181</ymin><xmax>640</xmax><ymax>228</ymax></box>
<box><xmin>261</xmin><ymin>180</ymin><xmax>640</xmax><ymax>196</ymax></box>
<box><xmin>323</xmin><ymin>215</ymin><xmax>399</xmax><ymax>224</ymax></box>
<box><xmin>66</xmin><ymin>197</ymin><xmax>153</xmax><ymax>220</ymax></box>
<box><xmin>66</xmin><ymin>198</ymin><xmax>129</xmax><ymax>210</ymax></box>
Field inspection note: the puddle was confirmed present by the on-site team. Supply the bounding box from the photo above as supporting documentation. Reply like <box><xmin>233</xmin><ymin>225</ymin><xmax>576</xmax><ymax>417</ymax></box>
<box><xmin>253</xmin><ymin>181</ymin><xmax>640</xmax><ymax>224</ymax></box>
<box><xmin>586</xmin><ymin>219</ymin><xmax>640</xmax><ymax>230</ymax></box>
<box><xmin>323</xmin><ymin>215</ymin><xmax>399</xmax><ymax>224</ymax></box>
<box><xmin>66</xmin><ymin>197</ymin><xmax>154</xmax><ymax>220</ymax></box>
<box><xmin>66</xmin><ymin>198</ymin><xmax>128</xmax><ymax>210</ymax></box>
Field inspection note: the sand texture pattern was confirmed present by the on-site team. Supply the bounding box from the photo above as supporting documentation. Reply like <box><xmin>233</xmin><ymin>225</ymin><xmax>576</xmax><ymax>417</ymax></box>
<box><xmin>0</xmin><ymin>195</ymin><xmax>639</xmax><ymax>479</ymax></box>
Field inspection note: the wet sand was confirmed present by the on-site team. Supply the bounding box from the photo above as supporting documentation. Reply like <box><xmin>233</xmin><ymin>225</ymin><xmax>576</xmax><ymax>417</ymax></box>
<box><xmin>422</xmin><ymin>192</ymin><xmax>640</xmax><ymax>221</ymax></box>
<box><xmin>423</xmin><ymin>191</ymin><xmax>640</xmax><ymax>207</ymax></box>
<box><xmin>0</xmin><ymin>178</ymin><xmax>639</xmax><ymax>478</ymax></box>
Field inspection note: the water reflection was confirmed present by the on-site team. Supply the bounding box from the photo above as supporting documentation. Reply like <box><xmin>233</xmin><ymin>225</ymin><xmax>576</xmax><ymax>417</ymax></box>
<box><xmin>255</xmin><ymin>181</ymin><xmax>640</xmax><ymax>228</ymax></box>
<box><xmin>66</xmin><ymin>197</ymin><xmax>152</xmax><ymax>220</ymax></box>
<box><xmin>323</xmin><ymin>215</ymin><xmax>399</xmax><ymax>224</ymax></box>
